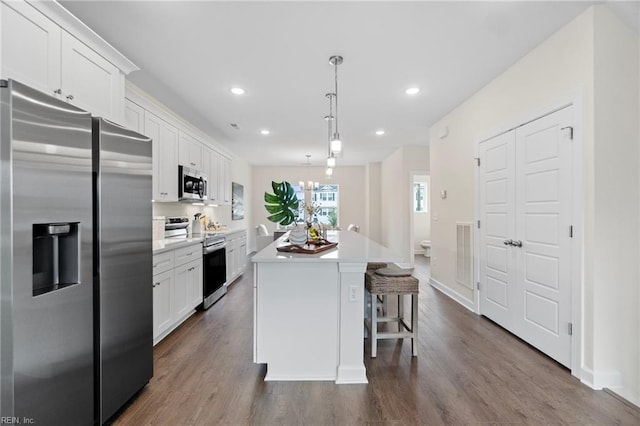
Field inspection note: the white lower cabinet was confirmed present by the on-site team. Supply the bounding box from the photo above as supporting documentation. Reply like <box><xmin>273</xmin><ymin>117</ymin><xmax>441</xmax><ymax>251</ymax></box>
<box><xmin>175</xmin><ymin>259</ymin><xmax>203</xmax><ymax>316</ymax></box>
<box><xmin>226</xmin><ymin>230</ymin><xmax>247</xmax><ymax>285</ymax></box>
<box><xmin>152</xmin><ymin>243</ymin><xmax>203</xmax><ymax>345</ymax></box>
<box><xmin>152</xmin><ymin>269</ymin><xmax>173</xmax><ymax>339</ymax></box>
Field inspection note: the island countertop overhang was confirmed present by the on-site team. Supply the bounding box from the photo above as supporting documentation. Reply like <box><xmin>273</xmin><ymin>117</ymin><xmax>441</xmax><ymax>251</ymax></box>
<box><xmin>251</xmin><ymin>230</ymin><xmax>399</xmax><ymax>264</ymax></box>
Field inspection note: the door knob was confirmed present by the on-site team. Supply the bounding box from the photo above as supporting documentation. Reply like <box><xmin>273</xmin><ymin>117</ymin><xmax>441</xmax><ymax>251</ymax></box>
<box><xmin>503</xmin><ymin>239</ymin><xmax>513</xmax><ymax>246</ymax></box>
<box><xmin>66</xmin><ymin>94</ymin><xmax>74</xmax><ymax>101</ymax></box>
<box><xmin>513</xmin><ymin>240</ymin><xmax>523</xmax><ymax>247</ymax></box>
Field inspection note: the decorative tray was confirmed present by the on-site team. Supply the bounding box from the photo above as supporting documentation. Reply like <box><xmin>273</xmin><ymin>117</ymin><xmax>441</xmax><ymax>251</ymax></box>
<box><xmin>276</xmin><ymin>240</ymin><xmax>338</xmax><ymax>254</ymax></box>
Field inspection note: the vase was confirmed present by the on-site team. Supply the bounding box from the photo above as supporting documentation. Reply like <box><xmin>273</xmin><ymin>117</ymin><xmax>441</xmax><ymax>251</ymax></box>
<box><xmin>289</xmin><ymin>224</ymin><xmax>307</xmax><ymax>246</ymax></box>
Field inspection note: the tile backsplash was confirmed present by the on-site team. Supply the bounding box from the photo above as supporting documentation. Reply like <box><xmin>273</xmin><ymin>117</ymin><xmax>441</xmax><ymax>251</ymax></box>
<box><xmin>153</xmin><ymin>202</ymin><xmax>231</xmax><ymax>229</ymax></box>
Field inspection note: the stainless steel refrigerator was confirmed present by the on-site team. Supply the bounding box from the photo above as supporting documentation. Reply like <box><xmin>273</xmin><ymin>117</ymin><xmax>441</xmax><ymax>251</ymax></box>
<box><xmin>0</xmin><ymin>80</ymin><xmax>153</xmax><ymax>424</ymax></box>
<box><xmin>0</xmin><ymin>79</ymin><xmax>95</xmax><ymax>424</ymax></box>
<box><xmin>93</xmin><ymin>117</ymin><xmax>152</xmax><ymax>423</ymax></box>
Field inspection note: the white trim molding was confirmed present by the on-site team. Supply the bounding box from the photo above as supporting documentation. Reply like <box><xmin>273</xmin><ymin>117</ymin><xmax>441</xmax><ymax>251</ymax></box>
<box><xmin>27</xmin><ymin>0</ymin><xmax>138</xmax><ymax>74</ymax></box>
<box><xmin>581</xmin><ymin>367</ymin><xmax>622</xmax><ymax>390</ymax></box>
<box><xmin>429</xmin><ymin>277</ymin><xmax>476</xmax><ymax>312</ymax></box>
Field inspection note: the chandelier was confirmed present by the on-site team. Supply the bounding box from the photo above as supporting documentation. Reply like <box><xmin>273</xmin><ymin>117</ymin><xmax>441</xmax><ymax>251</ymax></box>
<box><xmin>299</xmin><ymin>155</ymin><xmax>319</xmax><ymax>191</ymax></box>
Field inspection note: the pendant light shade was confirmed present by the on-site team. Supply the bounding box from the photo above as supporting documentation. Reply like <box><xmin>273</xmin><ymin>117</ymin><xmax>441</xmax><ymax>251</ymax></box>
<box><xmin>330</xmin><ymin>138</ymin><xmax>342</xmax><ymax>154</ymax></box>
<box><xmin>327</xmin><ymin>156</ymin><xmax>336</xmax><ymax>168</ymax></box>
<box><xmin>325</xmin><ymin>167</ymin><xmax>333</xmax><ymax>177</ymax></box>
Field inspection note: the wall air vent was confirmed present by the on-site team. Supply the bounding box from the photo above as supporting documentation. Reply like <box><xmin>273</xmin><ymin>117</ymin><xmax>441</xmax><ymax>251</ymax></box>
<box><xmin>456</xmin><ymin>222</ymin><xmax>473</xmax><ymax>289</ymax></box>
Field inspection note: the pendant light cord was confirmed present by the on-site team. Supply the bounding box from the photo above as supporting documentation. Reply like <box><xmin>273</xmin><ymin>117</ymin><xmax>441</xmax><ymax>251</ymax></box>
<box><xmin>334</xmin><ymin>62</ymin><xmax>339</xmax><ymax>139</ymax></box>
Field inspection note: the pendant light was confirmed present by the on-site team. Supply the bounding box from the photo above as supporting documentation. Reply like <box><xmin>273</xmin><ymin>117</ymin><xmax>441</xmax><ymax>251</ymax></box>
<box><xmin>325</xmin><ymin>93</ymin><xmax>336</xmax><ymax>172</ymax></box>
<box><xmin>329</xmin><ymin>55</ymin><xmax>343</xmax><ymax>155</ymax></box>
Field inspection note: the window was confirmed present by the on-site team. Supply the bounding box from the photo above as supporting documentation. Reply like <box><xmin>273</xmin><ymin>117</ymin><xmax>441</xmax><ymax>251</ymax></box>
<box><xmin>292</xmin><ymin>185</ymin><xmax>305</xmax><ymax>222</ymax></box>
<box><xmin>312</xmin><ymin>184</ymin><xmax>339</xmax><ymax>228</ymax></box>
<box><xmin>414</xmin><ymin>182</ymin><xmax>427</xmax><ymax>212</ymax></box>
<box><xmin>314</xmin><ymin>192</ymin><xmax>335</xmax><ymax>202</ymax></box>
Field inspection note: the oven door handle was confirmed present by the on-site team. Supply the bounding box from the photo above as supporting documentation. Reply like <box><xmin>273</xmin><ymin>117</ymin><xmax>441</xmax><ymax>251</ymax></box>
<box><xmin>203</xmin><ymin>243</ymin><xmax>226</xmax><ymax>255</ymax></box>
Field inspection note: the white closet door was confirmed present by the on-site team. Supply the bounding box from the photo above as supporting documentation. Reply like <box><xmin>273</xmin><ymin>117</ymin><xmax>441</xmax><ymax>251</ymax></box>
<box><xmin>478</xmin><ymin>131</ymin><xmax>516</xmax><ymax>330</ymax></box>
<box><xmin>514</xmin><ymin>106</ymin><xmax>573</xmax><ymax>367</ymax></box>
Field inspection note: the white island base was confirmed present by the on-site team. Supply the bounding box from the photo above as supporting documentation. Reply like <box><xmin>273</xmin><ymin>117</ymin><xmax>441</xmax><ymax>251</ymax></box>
<box><xmin>252</xmin><ymin>231</ymin><xmax>397</xmax><ymax>383</ymax></box>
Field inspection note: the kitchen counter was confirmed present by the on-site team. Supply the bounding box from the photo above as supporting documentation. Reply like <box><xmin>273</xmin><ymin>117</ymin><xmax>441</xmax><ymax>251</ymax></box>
<box><xmin>252</xmin><ymin>231</ymin><xmax>398</xmax><ymax>384</ymax></box>
<box><xmin>152</xmin><ymin>228</ymin><xmax>246</xmax><ymax>254</ymax></box>
<box><xmin>152</xmin><ymin>237</ymin><xmax>202</xmax><ymax>254</ymax></box>
<box><xmin>252</xmin><ymin>230</ymin><xmax>393</xmax><ymax>263</ymax></box>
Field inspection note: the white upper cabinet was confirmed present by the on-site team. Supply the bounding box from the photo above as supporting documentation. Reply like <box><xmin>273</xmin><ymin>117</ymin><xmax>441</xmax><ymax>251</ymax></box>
<box><xmin>0</xmin><ymin>0</ymin><xmax>136</xmax><ymax>123</ymax></box>
<box><xmin>178</xmin><ymin>132</ymin><xmax>204</xmax><ymax>171</ymax></box>
<box><xmin>1</xmin><ymin>1</ymin><xmax>61</xmax><ymax>95</ymax></box>
<box><xmin>60</xmin><ymin>31</ymin><xmax>123</xmax><ymax>121</ymax></box>
<box><xmin>218</xmin><ymin>156</ymin><xmax>231</xmax><ymax>205</ymax></box>
<box><xmin>124</xmin><ymin>99</ymin><xmax>144</xmax><ymax>133</ymax></box>
<box><xmin>145</xmin><ymin>110</ymin><xmax>179</xmax><ymax>202</ymax></box>
<box><xmin>208</xmin><ymin>150</ymin><xmax>220</xmax><ymax>204</ymax></box>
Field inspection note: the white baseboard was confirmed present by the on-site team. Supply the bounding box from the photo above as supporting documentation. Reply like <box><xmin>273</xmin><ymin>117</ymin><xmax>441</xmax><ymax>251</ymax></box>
<box><xmin>429</xmin><ymin>277</ymin><xmax>476</xmax><ymax>312</ymax></box>
<box><xmin>336</xmin><ymin>365</ymin><xmax>368</xmax><ymax>384</ymax></box>
<box><xmin>580</xmin><ymin>366</ymin><xmax>622</xmax><ymax>390</ymax></box>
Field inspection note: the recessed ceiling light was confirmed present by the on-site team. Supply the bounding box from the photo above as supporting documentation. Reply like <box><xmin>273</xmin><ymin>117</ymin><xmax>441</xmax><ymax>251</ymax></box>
<box><xmin>405</xmin><ymin>87</ymin><xmax>420</xmax><ymax>95</ymax></box>
<box><xmin>230</xmin><ymin>87</ymin><xmax>245</xmax><ymax>95</ymax></box>
<box><xmin>375</xmin><ymin>130</ymin><xmax>385</xmax><ymax>136</ymax></box>
<box><xmin>260</xmin><ymin>129</ymin><xmax>270</xmax><ymax>135</ymax></box>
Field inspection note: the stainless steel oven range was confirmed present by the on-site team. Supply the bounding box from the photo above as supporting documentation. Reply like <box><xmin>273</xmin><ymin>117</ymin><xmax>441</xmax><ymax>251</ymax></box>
<box><xmin>202</xmin><ymin>234</ymin><xmax>227</xmax><ymax>309</ymax></box>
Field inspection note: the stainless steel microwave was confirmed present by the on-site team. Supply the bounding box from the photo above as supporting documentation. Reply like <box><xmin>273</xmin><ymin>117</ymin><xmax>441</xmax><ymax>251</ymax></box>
<box><xmin>178</xmin><ymin>165</ymin><xmax>208</xmax><ymax>201</ymax></box>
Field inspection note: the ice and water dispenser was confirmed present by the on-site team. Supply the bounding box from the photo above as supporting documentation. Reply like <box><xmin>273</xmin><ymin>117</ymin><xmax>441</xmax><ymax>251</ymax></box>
<box><xmin>32</xmin><ymin>222</ymin><xmax>81</xmax><ymax>296</ymax></box>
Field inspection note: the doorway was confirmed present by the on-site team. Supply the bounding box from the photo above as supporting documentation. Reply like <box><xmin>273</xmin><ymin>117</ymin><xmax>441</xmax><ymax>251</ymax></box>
<box><xmin>410</xmin><ymin>173</ymin><xmax>430</xmax><ymax>264</ymax></box>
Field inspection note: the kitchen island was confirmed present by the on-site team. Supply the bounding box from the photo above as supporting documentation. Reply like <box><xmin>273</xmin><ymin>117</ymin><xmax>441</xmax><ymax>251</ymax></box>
<box><xmin>252</xmin><ymin>231</ymin><xmax>397</xmax><ymax>383</ymax></box>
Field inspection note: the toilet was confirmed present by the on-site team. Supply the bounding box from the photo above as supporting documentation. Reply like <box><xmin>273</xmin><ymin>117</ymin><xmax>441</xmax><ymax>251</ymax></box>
<box><xmin>420</xmin><ymin>240</ymin><xmax>431</xmax><ymax>257</ymax></box>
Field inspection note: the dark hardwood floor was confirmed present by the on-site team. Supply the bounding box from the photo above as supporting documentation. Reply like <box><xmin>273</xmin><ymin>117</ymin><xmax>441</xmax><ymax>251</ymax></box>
<box><xmin>113</xmin><ymin>255</ymin><xmax>640</xmax><ymax>425</ymax></box>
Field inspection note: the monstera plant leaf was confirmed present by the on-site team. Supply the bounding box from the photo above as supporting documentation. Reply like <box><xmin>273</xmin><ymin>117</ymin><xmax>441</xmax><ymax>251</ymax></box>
<box><xmin>264</xmin><ymin>181</ymin><xmax>300</xmax><ymax>226</ymax></box>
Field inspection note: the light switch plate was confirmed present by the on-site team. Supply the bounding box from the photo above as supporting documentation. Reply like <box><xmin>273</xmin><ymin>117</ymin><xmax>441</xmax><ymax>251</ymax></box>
<box><xmin>349</xmin><ymin>285</ymin><xmax>358</xmax><ymax>302</ymax></box>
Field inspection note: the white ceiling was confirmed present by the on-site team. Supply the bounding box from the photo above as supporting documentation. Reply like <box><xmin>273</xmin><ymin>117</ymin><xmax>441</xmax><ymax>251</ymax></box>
<box><xmin>60</xmin><ymin>1</ymin><xmax>637</xmax><ymax>166</ymax></box>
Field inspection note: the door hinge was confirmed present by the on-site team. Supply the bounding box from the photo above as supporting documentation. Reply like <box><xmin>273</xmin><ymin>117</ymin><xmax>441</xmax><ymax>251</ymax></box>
<box><xmin>476</xmin><ymin>281</ymin><xmax>480</xmax><ymax>290</ymax></box>
<box><xmin>474</xmin><ymin>157</ymin><xmax>481</xmax><ymax>167</ymax></box>
<box><xmin>561</xmin><ymin>126</ymin><xmax>574</xmax><ymax>140</ymax></box>
<box><xmin>569</xmin><ymin>225</ymin><xmax>573</xmax><ymax>238</ymax></box>
<box><xmin>568</xmin><ymin>322</ymin><xmax>573</xmax><ymax>335</ymax></box>
<box><xmin>477</xmin><ymin>220</ymin><xmax>481</xmax><ymax>229</ymax></box>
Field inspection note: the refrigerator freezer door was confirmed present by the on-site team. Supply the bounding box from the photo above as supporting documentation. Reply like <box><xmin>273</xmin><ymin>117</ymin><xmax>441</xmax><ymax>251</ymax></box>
<box><xmin>93</xmin><ymin>117</ymin><xmax>153</xmax><ymax>423</ymax></box>
<box><xmin>0</xmin><ymin>80</ymin><xmax>94</xmax><ymax>424</ymax></box>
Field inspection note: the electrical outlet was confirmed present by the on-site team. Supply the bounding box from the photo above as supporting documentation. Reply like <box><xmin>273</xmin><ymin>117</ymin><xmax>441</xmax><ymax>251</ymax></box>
<box><xmin>349</xmin><ymin>285</ymin><xmax>358</xmax><ymax>302</ymax></box>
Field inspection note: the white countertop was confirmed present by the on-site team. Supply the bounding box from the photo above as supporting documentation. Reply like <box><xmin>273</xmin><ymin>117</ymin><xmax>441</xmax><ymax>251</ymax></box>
<box><xmin>252</xmin><ymin>230</ymin><xmax>398</xmax><ymax>263</ymax></box>
<box><xmin>153</xmin><ymin>237</ymin><xmax>202</xmax><ymax>254</ymax></box>
<box><xmin>152</xmin><ymin>228</ymin><xmax>247</xmax><ymax>254</ymax></box>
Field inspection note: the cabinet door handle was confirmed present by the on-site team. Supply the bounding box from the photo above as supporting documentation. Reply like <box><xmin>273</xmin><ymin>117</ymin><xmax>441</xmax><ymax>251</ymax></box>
<box><xmin>66</xmin><ymin>94</ymin><xmax>74</xmax><ymax>101</ymax></box>
<box><xmin>53</xmin><ymin>88</ymin><xmax>62</xmax><ymax>95</ymax></box>
<box><xmin>190</xmin><ymin>162</ymin><xmax>196</xmax><ymax>166</ymax></box>
<box><xmin>513</xmin><ymin>240</ymin><xmax>523</xmax><ymax>248</ymax></box>
<box><xmin>154</xmin><ymin>282</ymin><xmax>160</xmax><ymax>287</ymax></box>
